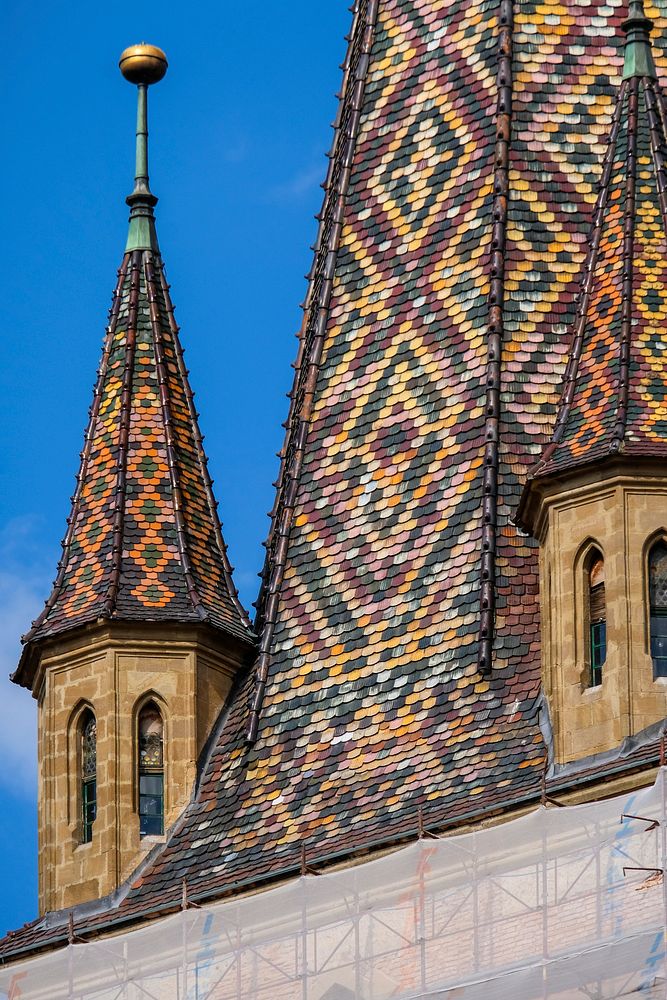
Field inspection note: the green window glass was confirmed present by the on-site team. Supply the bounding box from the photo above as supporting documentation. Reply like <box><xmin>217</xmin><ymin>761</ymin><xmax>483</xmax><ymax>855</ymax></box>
<box><xmin>588</xmin><ymin>555</ymin><xmax>606</xmax><ymax>687</ymax></box>
<box><xmin>649</xmin><ymin>541</ymin><xmax>667</xmax><ymax>678</ymax></box>
<box><xmin>138</xmin><ymin>703</ymin><xmax>164</xmax><ymax>837</ymax></box>
<box><xmin>81</xmin><ymin>712</ymin><xmax>97</xmax><ymax>843</ymax></box>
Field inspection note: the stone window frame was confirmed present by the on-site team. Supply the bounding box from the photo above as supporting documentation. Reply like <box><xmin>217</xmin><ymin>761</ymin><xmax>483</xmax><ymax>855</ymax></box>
<box><xmin>132</xmin><ymin>691</ymin><xmax>169</xmax><ymax>835</ymax></box>
<box><xmin>643</xmin><ymin>528</ymin><xmax>667</xmax><ymax>678</ymax></box>
<box><xmin>67</xmin><ymin>700</ymin><xmax>97</xmax><ymax>846</ymax></box>
<box><xmin>574</xmin><ymin>538</ymin><xmax>606</xmax><ymax>692</ymax></box>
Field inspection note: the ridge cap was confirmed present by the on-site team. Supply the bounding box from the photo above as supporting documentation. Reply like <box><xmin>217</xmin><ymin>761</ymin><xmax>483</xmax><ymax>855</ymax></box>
<box><xmin>525</xmin><ymin>62</ymin><xmax>667</xmax><ymax>491</ymax></box>
<box><xmin>23</xmin><ymin>256</ymin><xmax>131</xmax><ymax>645</ymax></box>
<box><xmin>247</xmin><ymin>0</ymin><xmax>379</xmax><ymax>744</ymax></box>
<box><xmin>153</xmin><ymin>259</ymin><xmax>255</xmax><ymax>636</ymax></box>
<box><xmin>104</xmin><ymin>251</ymin><xmax>142</xmax><ymax>616</ymax></box>
<box><xmin>143</xmin><ymin>252</ymin><xmax>208</xmax><ymax>622</ymax></box>
<box><xmin>527</xmin><ymin>82</ymin><xmax>629</xmax><ymax>478</ymax></box>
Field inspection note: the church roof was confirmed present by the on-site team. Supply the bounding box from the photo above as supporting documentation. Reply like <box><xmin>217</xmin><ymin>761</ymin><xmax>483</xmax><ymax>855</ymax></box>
<box><xmin>526</xmin><ymin>0</ymin><xmax>667</xmax><ymax>481</ymax></box>
<box><xmin>3</xmin><ymin>0</ymin><xmax>667</xmax><ymax>963</ymax></box>
<box><xmin>15</xmin><ymin>60</ymin><xmax>254</xmax><ymax>684</ymax></box>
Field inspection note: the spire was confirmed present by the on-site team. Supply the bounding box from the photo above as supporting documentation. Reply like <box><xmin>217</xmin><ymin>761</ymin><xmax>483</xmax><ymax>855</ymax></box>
<box><xmin>518</xmin><ymin>1</ymin><xmax>667</xmax><ymax>521</ymax></box>
<box><xmin>119</xmin><ymin>44</ymin><xmax>166</xmax><ymax>252</ymax></box>
<box><xmin>623</xmin><ymin>0</ymin><xmax>657</xmax><ymax>80</ymax></box>
<box><xmin>15</xmin><ymin>45</ymin><xmax>254</xmax><ymax>686</ymax></box>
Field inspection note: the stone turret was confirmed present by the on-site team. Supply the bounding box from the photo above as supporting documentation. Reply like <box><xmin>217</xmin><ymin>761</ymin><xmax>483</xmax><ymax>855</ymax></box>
<box><xmin>15</xmin><ymin>44</ymin><xmax>255</xmax><ymax>913</ymax></box>
<box><xmin>518</xmin><ymin>0</ymin><xmax>667</xmax><ymax>762</ymax></box>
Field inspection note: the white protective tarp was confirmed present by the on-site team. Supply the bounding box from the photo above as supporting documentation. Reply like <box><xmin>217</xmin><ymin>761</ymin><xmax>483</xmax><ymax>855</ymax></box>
<box><xmin>1</xmin><ymin>769</ymin><xmax>666</xmax><ymax>1000</ymax></box>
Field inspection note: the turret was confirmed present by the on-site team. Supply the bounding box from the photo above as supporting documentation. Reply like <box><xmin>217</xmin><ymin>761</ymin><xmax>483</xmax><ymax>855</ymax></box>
<box><xmin>518</xmin><ymin>0</ymin><xmax>667</xmax><ymax>763</ymax></box>
<box><xmin>15</xmin><ymin>45</ymin><xmax>255</xmax><ymax>913</ymax></box>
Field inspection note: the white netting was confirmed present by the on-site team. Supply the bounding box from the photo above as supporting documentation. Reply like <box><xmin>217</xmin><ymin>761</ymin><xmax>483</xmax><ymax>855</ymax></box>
<box><xmin>2</xmin><ymin>770</ymin><xmax>666</xmax><ymax>999</ymax></box>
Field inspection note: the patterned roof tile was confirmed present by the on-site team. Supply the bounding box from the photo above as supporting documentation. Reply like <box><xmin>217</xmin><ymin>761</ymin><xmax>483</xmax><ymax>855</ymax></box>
<box><xmin>15</xmin><ymin>246</ymin><xmax>254</xmax><ymax>684</ymax></box>
<box><xmin>524</xmin><ymin>0</ymin><xmax>667</xmax><ymax>481</ymax></box>
<box><xmin>4</xmin><ymin>0</ymin><xmax>667</xmax><ymax>963</ymax></box>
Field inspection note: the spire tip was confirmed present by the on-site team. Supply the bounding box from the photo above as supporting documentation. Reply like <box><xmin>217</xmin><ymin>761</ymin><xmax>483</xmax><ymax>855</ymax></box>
<box><xmin>119</xmin><ymin>43</ymin><xmax>168</xmax><ymax>87</ymax></box>
<box><xmin>121</xmin><ymin>44</ymin><xmax>165</xmax><ymax>252</ymax></box>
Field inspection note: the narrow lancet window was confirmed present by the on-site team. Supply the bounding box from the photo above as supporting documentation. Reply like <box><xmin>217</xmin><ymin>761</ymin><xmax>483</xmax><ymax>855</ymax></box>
<box><xmin>81</xmin><ymin>710</ymin><xmax>97</xmax><ymax>844</ymax></box>
<box><xmin>138</xmin><ymin>702</ymin><xmax>164</xmax><ymax>836</ymax></box>
<box><xmin>649</xmin><ymin>541</ymin><xmax>667</xmax><ymax>678</ymax></box>
<box><xmin>588</xmin><ymin>554</ymin><xmax>606</xmax><ymax>687</ymax></box>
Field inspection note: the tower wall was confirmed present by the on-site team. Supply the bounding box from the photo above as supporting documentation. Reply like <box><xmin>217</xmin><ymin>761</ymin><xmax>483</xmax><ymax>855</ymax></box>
<box><xmin>34</xmin><ymin>625</ymin><xmax>241</xmax><ymax>914</ymax></box>
<box><xmin>534</xmin><ymin>468</ymin><xmax>667</xmax><ymax>762</ymax></box>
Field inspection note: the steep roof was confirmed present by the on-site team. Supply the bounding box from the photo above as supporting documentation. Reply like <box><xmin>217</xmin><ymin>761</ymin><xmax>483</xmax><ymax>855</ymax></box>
<box><xmin>15</xmin><ymin>75</ymin><xmax>254</xmax><ymax>685</ymax></box>
<box><xmin>525</xmin><ymin>0</ymin><xmax>667</xmax><ymax>481</ymax></box>
<box><xmin>4</xmin><ymin>0</ymin><xmax>667</xmax><ymax>963</ymax></box>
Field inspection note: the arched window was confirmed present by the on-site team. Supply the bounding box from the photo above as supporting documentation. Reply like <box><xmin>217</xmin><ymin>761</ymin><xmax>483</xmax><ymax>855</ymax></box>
<box><xmin>587</xmin><ymin>552</ymin><xmax>606</xmax><ymax>687</ymax></box>
<box><xmin>80</xmin><ymin>709</ymin><xmax>97</xmax><ymax>844</ymax></box>
<box><xmin>138</xmin><ymin>702</ymin><xmax>164</xmax><ymax>837</ymax></box>
<box><xmin>649</xmin><ymin>541</ymin><xmax>667</xmax><ymax>678</ymax></box>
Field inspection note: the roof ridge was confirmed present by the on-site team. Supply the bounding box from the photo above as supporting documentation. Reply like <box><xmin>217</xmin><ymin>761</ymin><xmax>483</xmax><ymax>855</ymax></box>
<box><xmin>24</xmin><ymin>256</ymin><xmax>131</xmax><ymax>641</ymax></box>
<box><xmin>153</xmin><ymin>259</ymin><xmax>253</xmax><ymax>631</ymax></box>
<box><xmin>478</xmin><ymin>0</ymin><xmax>515</xmax><ymax>675</ymax></box>
<box><xmin>144</xmin><ymin>253</ymin><xmax>208</xmax><ymax>621</ymax></box>
<box><xmin>610</xmin><ymin>76</ymin><xmax>639</xmax><ymax>451</ymax></box>
<box><xmin>520</xmin><ymin>64</ymin><xmax>667</xmax><ymax>495</ymax></box>
<box><xmin>521</xmin><ymin>0</ymin><xmax>667</xmax><ymax>485</ymax></box>
<box><xmin>527</xmin><ymin>85</ymin><xmax>628</xmax><ymax>475</ymax></box>
<box><xmin>247</xmin><ymin>0</ymin><xmax>379</xmax><ymax>744</ymax></box>
<box><xmin>644</xmin><ymin>78</ymin><xmax>667</xmax><ymax>243</ymax></box>
<box><xmin>104</xmin><ymin>252</ymin><xmax>142</xmax><ymax>615</ymax></box>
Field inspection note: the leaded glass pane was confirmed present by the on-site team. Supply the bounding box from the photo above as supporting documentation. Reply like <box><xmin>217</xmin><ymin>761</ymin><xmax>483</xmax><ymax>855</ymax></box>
<box><xmin>139</xmin><ymin>703</ymin><xmax>164</xmax><ymax>837</ymax></box>
<box><xmin>139</xmin><ymin>773</ymin><xmax>164</xmax><ymax>837</ymax></box>
<box><xmin>82</xmin><ymin>778</ymin><xmax>96</xmax><ymax>844</ymax></box>
<box><xmin>82</xmin><ymin>716</ymin><xmax>97</xmax><ymax>780</ymax></box>
<box><xmin>587</xmin><ymin>553</ymin><xmax>606</xmax><ymax>687</ymax></box>
<box><xmin>590</xmin><ymin>621</ymin><xmax>606</xmax><ymax>687</ymax></box>
<box><xmin>80</xmin><ymin>711</ymin><xmax>97</xmax><ymax>843</ymax></box>
<box><xmin>649</xmin><ymin>542</ymin><xmax>667</xmax><ymax>609</ymax></box>
<box><xmin>139</xmin><ymin>707</ymin><xmax>163</xmax><ymax>770</ymax></box>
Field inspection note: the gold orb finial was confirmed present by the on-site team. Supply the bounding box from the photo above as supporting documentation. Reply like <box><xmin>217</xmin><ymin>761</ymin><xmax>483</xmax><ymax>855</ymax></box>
<box><xmin>119</xmin><ymin>43</ymin><xmax>168</xmax><ymax>86</ymax></box>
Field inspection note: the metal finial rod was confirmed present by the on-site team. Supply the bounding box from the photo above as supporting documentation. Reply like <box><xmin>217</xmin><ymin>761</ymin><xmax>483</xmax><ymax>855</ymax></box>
<box><xmin>118</xmin><ymin>43</ymin><xmax>168</xmax><ymax>252</ymax></box>
<box><xmin>134</xmin><ymin>84</ymin><xmax>150</xmax><ymax>197</ymax></box>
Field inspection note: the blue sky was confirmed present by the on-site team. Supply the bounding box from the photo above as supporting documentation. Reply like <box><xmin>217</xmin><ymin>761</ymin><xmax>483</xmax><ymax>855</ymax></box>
<box><xmin>0</xmin><ymin>0</ymin><xmax>350</xmax><ymax>936</ymax></box>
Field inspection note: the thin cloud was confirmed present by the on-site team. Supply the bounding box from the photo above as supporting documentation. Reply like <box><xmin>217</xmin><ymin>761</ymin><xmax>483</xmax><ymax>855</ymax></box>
<box><xmin>263</xmin><ymin>163</ymin><xmax>324</xmax><ymax>203</ymax></box>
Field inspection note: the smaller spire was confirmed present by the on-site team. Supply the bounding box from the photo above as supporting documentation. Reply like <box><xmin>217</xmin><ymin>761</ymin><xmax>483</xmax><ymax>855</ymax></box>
<box><xmin>119</xmin><ymin>43</ymin><xmax>168</xmax><ymax>251</ymax></box>
<box><xmin>623</xmin><ymin>0</ymin><xmax>657</xmax><ymax>80</ymax></box>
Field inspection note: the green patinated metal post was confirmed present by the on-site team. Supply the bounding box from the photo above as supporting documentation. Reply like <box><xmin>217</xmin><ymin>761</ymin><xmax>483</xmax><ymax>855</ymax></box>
<box><xmin>623</xmin><ymin>0</ymin><xmax>657</xmax><ymax>80</ymax></box>
<box><xmin>126</xmin><ymin>82</ymin><xmax>159</xmax><ymax>252</ymax></box>
<box><xmin>120</xmin><ymin>43</ymin><xmax>168</xmax><ymax>251</ymax></box>
<box><xmin>135</xmin><ymin>85</ymin><xmax>149</xmax><ymax>185</ymax></box>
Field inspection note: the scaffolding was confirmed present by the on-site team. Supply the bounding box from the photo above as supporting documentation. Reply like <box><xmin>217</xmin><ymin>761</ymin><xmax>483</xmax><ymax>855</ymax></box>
<box><xmin>1</xmin><ymin>769</ymin><xmax>665</xmax><ymax>999</ymax></box>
